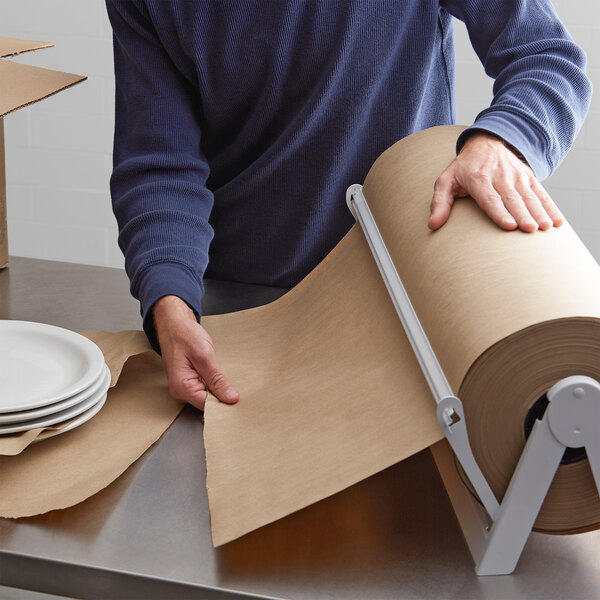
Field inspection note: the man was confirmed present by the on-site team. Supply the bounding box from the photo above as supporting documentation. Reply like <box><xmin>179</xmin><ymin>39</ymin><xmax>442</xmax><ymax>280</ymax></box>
<box><xmin>106</xmin><ymin>1</ymin><xmax>591</xmax><ymax>410</ymax></box>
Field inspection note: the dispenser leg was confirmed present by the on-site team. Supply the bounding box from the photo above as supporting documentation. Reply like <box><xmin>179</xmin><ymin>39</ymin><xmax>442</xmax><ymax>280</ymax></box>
<box><xmin>476</xmin><ymin>417</ymin><xmax>564</xmax><ymax>575</ymax></box>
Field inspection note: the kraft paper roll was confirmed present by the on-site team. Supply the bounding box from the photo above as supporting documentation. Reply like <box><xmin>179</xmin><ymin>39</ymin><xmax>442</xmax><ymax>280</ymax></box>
<box><xmin>363</xmin><ymin>126</ymin><xmax>600</xmax><ymax>534</ymax></box>
<box><xmin>204</xmin><ymin>125</ymin><xmax>600</xmax><ymax>544</ymax></box>
<box><xmin>460</xmin><ymin>320</ymin><xmax>600</xmax><ymax>533</ymax></box>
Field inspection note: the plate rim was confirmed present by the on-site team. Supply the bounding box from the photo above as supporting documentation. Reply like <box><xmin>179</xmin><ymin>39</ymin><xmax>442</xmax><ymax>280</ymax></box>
<box><xmin>0</xmin><ymin>364</ymin><xmax>110</xmax><ymax>424</ymax></box>
<box><xmin>0</xmin><ymin>366</ymin><xmax>110</xmax><ymax>434</ymax></box>
<box><xmin>0</xmin><ymin>320</ymin><xmax>105</xmax><ymax>412</ymax></box>
<box><xmin>33</xmin><ymin>391</ymin><xmax>108</xmax><ymax>443</ymax></box>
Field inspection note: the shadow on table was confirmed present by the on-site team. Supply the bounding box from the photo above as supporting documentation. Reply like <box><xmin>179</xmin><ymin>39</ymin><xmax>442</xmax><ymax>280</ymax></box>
<box><xmin>216</xmin><ymin>450</ymin><xmax>470</xmax><ymax>584</ymax></box>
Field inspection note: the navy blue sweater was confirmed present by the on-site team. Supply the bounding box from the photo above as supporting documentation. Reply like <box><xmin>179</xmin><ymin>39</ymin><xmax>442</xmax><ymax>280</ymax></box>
<box><xmin>106</xmin><ymin>1</ymin><xmax>591</xmax><ymax>349</ymax></box>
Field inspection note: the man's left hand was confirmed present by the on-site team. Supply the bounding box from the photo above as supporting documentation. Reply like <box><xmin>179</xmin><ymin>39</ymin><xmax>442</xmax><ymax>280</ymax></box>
<box><xmin>428</xmin><ymin>132</ymin><xmax>564</xmax><ymax>232</ymax></box>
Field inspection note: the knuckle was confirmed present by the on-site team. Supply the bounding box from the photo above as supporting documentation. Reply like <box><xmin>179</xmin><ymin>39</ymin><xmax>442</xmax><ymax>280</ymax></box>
<box><xmin>516</xmin><ymin>174</ymin><xmax>532</xmax><ymax>190</ymax></box>
<box><xmin>191</xmin><ymin>345</ymin><xmax>212</xmax><ymax>364</ymax></box>
<box><xmin>208</xmin><ymin>371</ymin><xmax>227</xmax><ymax>391</ymax></box>
<box><xmin>478</xmin><ymin>193</ymin><xmax>500</xmax><ymax>208</ymax></box>
<box><xmin>523</xmin><ymin>193</ymin><xmax>540</xmax><ymax>206</ymax></box>
<box><xmin>502</xmin><ymin>192</ymin><xmax>523</xmax><ymax>206</ymax></box>
<box><xmin>469</xmin><ymin>170</ymin><xmax>489</xmax><ymax>185</ymax></box>
<box><xmin>434</xmin><ymin>173</ymin><xmax>449</xmax><ymax>189</ymax></box>
<box><xmin>518</xmin><ymin>168</ymin><xmax>534</xmax><ymax>183</ymax></box>
<box><xmin>543</xmin><ymin>193</ymin><xmax>556</xmax><ymax>207</ymax></box>
<box><xmin>168</xmin><ymin>382</ymin><xmax>187</xmax><ymax>404</ymax></box>
<box><xmin>430</xmin><ymin>194</ymin><xmax>446</xmax><ymax>208</ymax></box>
<box><xmin>168</xmin><ymin>374</ymin><xmax>204</xmax><ymax>404</ymax></box>
<box><xmin>534</xmin><ymin>182</ymin><xmax>551</xmax><ymax>201</ymax></box>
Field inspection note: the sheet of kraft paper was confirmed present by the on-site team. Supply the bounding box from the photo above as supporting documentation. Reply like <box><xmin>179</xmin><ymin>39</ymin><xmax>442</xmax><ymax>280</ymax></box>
<box><xmin>0</xmin><ymin>330</ymin><xmax>184</xmax><ymax>517</ymax></box>
<box><xmin>204</xmin><ymin>125</ymin><xmax>600</xmax><ymax>546</ymax></box>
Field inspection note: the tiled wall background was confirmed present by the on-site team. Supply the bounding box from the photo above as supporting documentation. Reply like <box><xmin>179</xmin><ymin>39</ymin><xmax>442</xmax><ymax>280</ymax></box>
<box><xmin>454</xmin><ymin>2</ymin><xmax>600</xmax><ymax>258</ymax></box>
<box><xmin>1</xmin><ymin>0</ymin><xmax>599</xmax><ymax>268</ymax></box>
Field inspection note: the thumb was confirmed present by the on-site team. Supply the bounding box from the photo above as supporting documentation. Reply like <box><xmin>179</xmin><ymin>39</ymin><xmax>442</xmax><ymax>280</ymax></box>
<box><xmin>194</xmin><ymin>355</ymin><xmax>240</xmax><ymax>405</ymax></box>
<box><xmin>428</xmin><ymin>172</ymin><xmax>455</xmax><ymax>230</ymax></box>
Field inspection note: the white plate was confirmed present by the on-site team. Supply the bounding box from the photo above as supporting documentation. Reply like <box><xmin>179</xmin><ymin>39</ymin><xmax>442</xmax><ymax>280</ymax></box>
<box><xmin>34</xmin><ymin>392</ymin><xmax>107</xmax><ymax>443</ymax></box>
<box><xmin>0</xmin><ymin>320</ymin><xmax>105</xmax><ymax>413</ymax></box>
<box><xmin>0</xmin><ymin>373</ymin><xmax>109</xmax><ymax>434</ymax></box>
<box><xmin>0</xmin><ymin>364</ymin><xmax>110</xmax><ymax>424</ymax></box>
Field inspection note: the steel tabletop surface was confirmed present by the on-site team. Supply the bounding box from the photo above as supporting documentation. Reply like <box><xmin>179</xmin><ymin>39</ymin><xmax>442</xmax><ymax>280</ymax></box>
<box><xmin>1</xmin><ymin>257</ymin><xmax>600</xmax><ymax>600</ymax></box>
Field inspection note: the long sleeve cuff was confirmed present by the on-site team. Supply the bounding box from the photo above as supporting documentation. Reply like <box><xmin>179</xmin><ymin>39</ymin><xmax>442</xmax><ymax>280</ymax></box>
<box><xmin>457</xmin><ymin>110</ymin><xmax>553</xmax><ymax>180</ymax></box>
<box><xmin>135</xmin><ymin>262</ymin><xmax>204</xmax><ymax>354</ymax></box>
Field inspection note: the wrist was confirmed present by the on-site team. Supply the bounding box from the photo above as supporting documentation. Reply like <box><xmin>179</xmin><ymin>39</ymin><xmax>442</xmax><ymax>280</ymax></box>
<box><xmin>461</xmin><ymin>131</ymin><xmax>528</xmax><ymax>166</ymax></box>
<box><xmin>153</xmin><ymin>294</ymin><xmax>195</xmax><ymax>317</ymax></box>
<box><xmin>153</xmin><ymin>295</ymin><xmax>197</xmax><ymax>343</ymax></box>
<box><xmin>461</xmin><ymin>131</ymin><xmax>503</xmax><ymax>150</ymax></box>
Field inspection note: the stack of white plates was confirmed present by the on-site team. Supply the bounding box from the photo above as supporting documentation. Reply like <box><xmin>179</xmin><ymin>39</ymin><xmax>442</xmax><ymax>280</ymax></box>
<box><xmin>0</xmin><ymin>321</ymin><xmax>109</xmax><ymax>442</ymax></box>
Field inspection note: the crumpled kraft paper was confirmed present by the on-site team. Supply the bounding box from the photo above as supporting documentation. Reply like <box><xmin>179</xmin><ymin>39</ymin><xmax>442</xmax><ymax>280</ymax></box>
<box><xmin>203</xmin><ymin>125</ymin><xmax>600</xmax><ymax>545</ymax></box>
<box><xmin>0</xmin><ymin>329</ymin><xmax>152</xmax><ymax>457</ymax></box>
<box><xmin>0</xmin><ymin>330</ymin><xmax>183</xmax><ymax>517</ymax></box>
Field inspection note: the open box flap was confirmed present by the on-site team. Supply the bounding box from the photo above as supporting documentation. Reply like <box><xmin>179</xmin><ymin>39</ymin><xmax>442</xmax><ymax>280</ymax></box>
<box><xmin>0</xmin><ymin>37</ymin><xmax>54</xmax><ymax>58</ymax></box>
<box><xmin>0</xmin><ymin>60</ymin><xmax>86</xmax><ymax>117</ymax></box>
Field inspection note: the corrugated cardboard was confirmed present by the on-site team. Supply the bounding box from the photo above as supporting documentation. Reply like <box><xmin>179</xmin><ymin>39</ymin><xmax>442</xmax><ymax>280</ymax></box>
<box><xmin>0</xmin><ymin>36</ymin><xmax>86</xmax><ymax>268</ymax></box>
<box><xmin>0</xmin><ymin>119</ymin><xmax>6</xmax><ymax>268</ymax></box>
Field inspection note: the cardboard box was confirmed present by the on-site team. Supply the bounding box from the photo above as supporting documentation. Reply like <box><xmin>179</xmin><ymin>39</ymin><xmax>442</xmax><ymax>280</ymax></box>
<box><xmin>0</xmin><ymin>37</ymin><xmax>86</xmax><ymax>268</ymax></box>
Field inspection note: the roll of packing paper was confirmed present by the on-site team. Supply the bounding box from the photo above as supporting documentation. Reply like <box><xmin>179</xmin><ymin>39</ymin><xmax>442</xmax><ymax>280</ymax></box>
<box><xmin>204</xmin><ymin>125</ymin><xmax>600</xmax><ymax>544</ymax></box>
<box><xmin>362</xmin><ymin>126</ymin><xmax>600</xmax><ymax>534</ymax></box>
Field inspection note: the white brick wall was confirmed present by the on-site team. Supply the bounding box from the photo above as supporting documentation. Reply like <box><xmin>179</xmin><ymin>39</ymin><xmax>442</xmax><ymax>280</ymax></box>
<box><xmin>454</xmin><ymin>1</ymin><xmax>600</xmax><ymax>257</ymax></box>
<box><xmin>1</xmin><ymin>0</ymin><xmax>599</xmax><ymax>267</ymax></box>
<box><xmin>1</xmin><ymin>0</ymin><xmax>118</xmax><ymax>267</ymax></box>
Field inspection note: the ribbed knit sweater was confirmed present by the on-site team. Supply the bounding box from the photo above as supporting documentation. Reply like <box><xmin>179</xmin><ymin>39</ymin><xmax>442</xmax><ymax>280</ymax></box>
<box><xmin>106</xmin><ymin>0</ymin><xmax>592</xmax><ymax>349</ymax></box>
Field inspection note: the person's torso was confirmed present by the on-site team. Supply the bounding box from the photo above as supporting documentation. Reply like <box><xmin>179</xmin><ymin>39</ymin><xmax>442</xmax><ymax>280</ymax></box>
<box><xmin>144</xmin><ymin>0</ymin><xmax>455</xmax><ymax>286</ymax></box>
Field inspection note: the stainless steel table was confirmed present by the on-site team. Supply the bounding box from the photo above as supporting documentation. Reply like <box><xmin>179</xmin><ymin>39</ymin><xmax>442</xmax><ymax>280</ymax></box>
<box><xmin>1</xmin><ymin>257</ymin><xmax>600</xmax><ymax>600</ymax></box>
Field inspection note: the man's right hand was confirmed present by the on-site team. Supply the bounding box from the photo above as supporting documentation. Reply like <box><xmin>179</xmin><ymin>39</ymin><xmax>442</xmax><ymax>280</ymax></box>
<box><xmin>152</xmin><ymin>295</ymin><xmax>240</xmax><ymax>410</ymax></box>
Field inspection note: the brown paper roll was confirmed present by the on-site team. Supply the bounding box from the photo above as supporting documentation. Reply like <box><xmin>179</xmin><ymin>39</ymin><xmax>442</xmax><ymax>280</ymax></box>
<box><xmin>460</xmin><ymin>320</ymin><xmax>600</xmax><ymax>533</ymax></box>
<box><xmin>363</xmin><ymin>126</ymin><xmax>600</xmax><ymax>534</ymax></box>
<box><xmin>200</xmin><ymin>125</ymin><xmax>600</xmax><ymax>545</ymax></box>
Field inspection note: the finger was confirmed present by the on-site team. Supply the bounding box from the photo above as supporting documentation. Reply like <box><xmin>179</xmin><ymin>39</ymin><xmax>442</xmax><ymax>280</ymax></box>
<box><xmin>467</xmin><ymin>175</ymin><xmax>518</xmax><ymax>230</ymax></box>
<box><xmin>531</xmin><ymin>180</ymin><xmax>565</xmax><ymax>227</ymax></box>
<box><xmin>493</xmin><ymin>180</ymin><xmax>538</xmax><ymax>233</ymax></box>
<box><xmin>428</xmin><ymin>174</ymin><xmax>455</xmax><ymax>230</ymax></box>
<box><xmin>167</xmin><ymin>361</ymin><xmax>210</xmax><ymax>410</ymax></box>
<box><xmin>190</xmin><ymin>348</ymin><xmax>239</xmax><ymax>404</ymax></box>
<box><xmin>514</xmin><ymin>177</ymin><xmax>553</xmax><ymax>231</ymax></box>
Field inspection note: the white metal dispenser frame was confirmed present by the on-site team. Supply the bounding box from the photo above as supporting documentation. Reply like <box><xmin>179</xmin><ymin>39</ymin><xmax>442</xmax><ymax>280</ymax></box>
<box><xmin>346</xmin><ymin>184</ymin><xmax>600</xmax><ymax>576</ymax></box>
